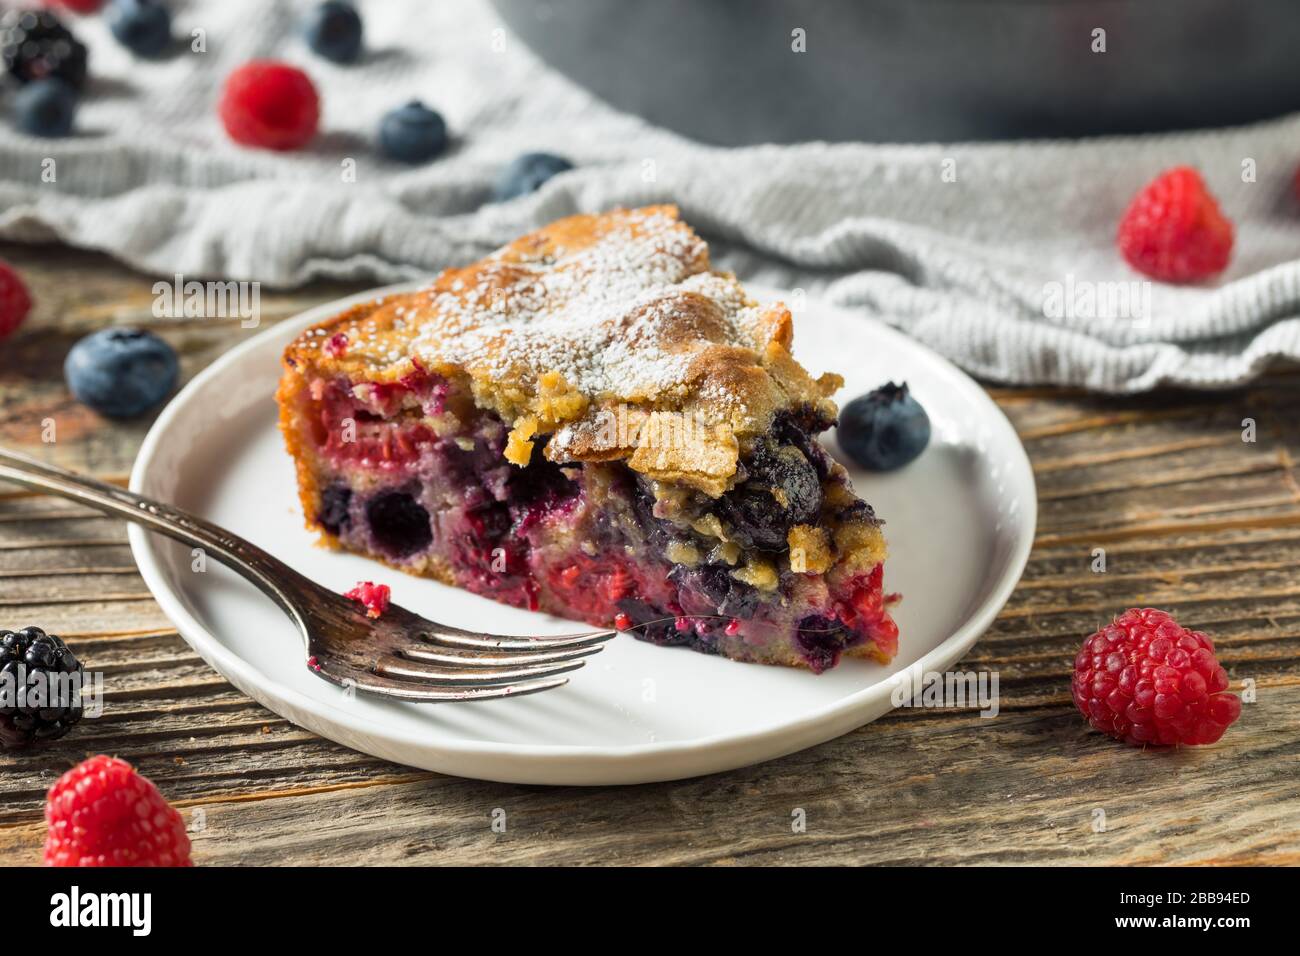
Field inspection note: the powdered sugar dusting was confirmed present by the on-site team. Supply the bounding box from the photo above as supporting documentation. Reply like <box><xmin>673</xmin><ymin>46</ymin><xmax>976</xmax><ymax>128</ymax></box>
<box><xmin>408</xmin><ymin>208</ymin><xmax>761</xmax><ymax>401</ymax></box>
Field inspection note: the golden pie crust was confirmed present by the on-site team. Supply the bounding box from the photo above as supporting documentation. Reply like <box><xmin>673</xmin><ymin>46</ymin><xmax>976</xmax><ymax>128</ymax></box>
<box><xmin>280</xmin><ymin>205</ymin><xmax>842</xmax><ymax>498</ymax></box>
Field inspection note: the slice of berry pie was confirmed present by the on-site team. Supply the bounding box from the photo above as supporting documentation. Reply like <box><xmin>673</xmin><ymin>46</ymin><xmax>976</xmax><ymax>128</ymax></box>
<box><xmin>277</xmin><ymin>206</ymin><xmax>898</xmax><ymax>671</ymax></box>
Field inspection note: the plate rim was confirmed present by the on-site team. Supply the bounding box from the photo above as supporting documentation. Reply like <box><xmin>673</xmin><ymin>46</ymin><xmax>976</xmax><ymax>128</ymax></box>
<box><xmin>127</xmin><ymin>282</ymin><xmax>1037</xmax><ymax>782</ymax></box>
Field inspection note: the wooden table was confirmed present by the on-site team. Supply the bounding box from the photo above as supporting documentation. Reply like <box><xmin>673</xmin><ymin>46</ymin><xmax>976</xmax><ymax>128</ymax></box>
<box><xmin>2</xmin><ymin>241</ymin><xmax>1298</xmax><ymax>866</ymax></box>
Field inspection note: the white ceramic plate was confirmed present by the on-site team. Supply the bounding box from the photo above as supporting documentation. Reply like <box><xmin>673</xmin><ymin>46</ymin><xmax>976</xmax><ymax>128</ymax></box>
<box><xmin>128</xmin><ymin>284</ymin><xmax>1035</xmax><ymax>785</ymax></box>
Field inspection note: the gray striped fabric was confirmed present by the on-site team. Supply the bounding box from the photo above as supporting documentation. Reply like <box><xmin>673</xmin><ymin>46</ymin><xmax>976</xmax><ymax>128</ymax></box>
<box><xmin>1</xmin><ymin>0</ymin><xmax>1298</xmax><ymax>391</ymax></box>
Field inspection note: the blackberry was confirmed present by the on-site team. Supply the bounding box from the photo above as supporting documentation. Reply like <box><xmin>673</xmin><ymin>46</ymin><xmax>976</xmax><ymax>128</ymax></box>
<box><xmin>1</xmin><ymin>10</ymin><xmax>89</xmax><ymax>90</ymax></box>
<box><xmin>0</xmin><ymin>626</ymin><xmax>85</xmax><ymax>750</ymax></box>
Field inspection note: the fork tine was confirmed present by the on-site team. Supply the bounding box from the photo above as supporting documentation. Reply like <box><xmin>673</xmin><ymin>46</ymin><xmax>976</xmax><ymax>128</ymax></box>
<box><xmin>424</xmin><ymin>628</ymin><xmax>617</xmax><ymax>653</ymax></box>
<box><xmin>338</xmin><ymin>670</ymin><xmax>571</xmax><ymax>702</ymax></box>
<box><xmin>399</xmin><ymin>643</ymin><xmax>603</xmax><ymax>667</ymax></box>
<box><xmin>375</xmin><ymin>654</ymin><xmax>587</xmax><ymax>686</ymax></box>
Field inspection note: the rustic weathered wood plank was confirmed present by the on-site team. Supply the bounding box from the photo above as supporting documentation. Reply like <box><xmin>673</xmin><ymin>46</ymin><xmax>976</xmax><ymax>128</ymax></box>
<box><xmin>1</xmin><ymin>241</ymin><xmax>1298</xmax><ymax>866</ymax></box>
<box><xmin>4</xmin><ymin>691</ymin><xmax>1295</xmax><ymax>867</ymax></box>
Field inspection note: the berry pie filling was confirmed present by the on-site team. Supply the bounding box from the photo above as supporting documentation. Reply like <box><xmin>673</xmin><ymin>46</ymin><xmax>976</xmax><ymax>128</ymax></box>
<box><xmin>278</xmin><ymin>206</ymin><xmax>900</xmax><ymax>671</ymax></box>
<box><xmin>284</xmin><ymin>368</ymin><xmax>897</xmax><ymax>672</ymax></box>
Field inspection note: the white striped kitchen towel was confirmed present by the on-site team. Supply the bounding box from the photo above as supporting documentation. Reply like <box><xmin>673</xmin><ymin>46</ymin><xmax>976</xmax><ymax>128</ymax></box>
<box><xmin>1</xmin><ymin>0</ymin><xmax>1299</xmax><ymax>391</ymax></box>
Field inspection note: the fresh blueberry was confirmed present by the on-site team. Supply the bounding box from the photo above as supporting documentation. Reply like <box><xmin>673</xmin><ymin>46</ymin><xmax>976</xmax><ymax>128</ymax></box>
<box><xmin>13</xmin><ymin>78</ymin><xmax>77</xmax><ymax>137</ymax></box>
<box><xmin>493</xmin><ymin>152</ymin><xmax>573</xmax><ymax>201</ymax></box>
<box><xmin>64</xmin><ymin>328</ymin><xmax>179</xmax><ymax>418</ymax></box>
<box><xmin>378</xmin><ymin>101</ymin><xmax>448</xmax><ymax>163</ymax></box>
<box><xmin>106</xmin><ymin>0</ymin><xmax>172</xmax><ymax>58</ymax></box>
<box><xmin>303</xmin><ymin>1</ymin><xmax>363</xmax><ymax>64</ymax></box>
<box><xmin>836</xmin><ymin>381</ymin><xmax>931</xmax><ymax>471</ymax></box>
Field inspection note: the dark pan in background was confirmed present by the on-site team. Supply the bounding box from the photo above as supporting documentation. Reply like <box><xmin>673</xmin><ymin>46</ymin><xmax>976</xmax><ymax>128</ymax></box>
<box><xmin>492</xmin><ymin>0</ymin><xmax>1300</xmax><ymax>143</ymax></box>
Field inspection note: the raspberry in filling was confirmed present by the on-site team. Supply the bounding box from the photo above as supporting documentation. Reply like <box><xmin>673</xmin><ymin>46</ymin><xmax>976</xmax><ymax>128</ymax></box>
<box><xmin>277</xmin><ymin>206</ymin><xmax>900</xmax><ymax>671</ymax></box>
<box><xmin>283</xmin><ymin>367</ymin><xmax>896</xmax><ymax>671</ymax></box>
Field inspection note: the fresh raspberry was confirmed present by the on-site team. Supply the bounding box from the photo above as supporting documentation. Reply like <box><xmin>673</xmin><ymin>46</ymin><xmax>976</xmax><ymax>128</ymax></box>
<box><xmin>1117</xmin><ymin>167</ymin><xmax>1233</xmax><ymax>283</ymax></box>
<box><xmin>0</xmin><ymin>259</ymin><xmax>33</xmax><ymax>341</ymax></box>
<box><xmin>218</xmin><ymin>60</ymin><xmax>319</xmax><ymax>151</ymax></box>
<box><xmin>344</xmin><ymin>580</ymin><xmax>390</xmax><ymax>618</ymax></box>
<box><xmin>1072</xmin><ymin>608</ymin><xmax>1241</xmax><ymax>747</ymax></box>
<box><xmin>47</xmin><ymin>0</ymin><xmax>105</xmax><ymax>14</ymax></box>
<box><xmin>43</xmin><ymin>754</ymin><xmax>192</xmax><ymax>866</ymax></box>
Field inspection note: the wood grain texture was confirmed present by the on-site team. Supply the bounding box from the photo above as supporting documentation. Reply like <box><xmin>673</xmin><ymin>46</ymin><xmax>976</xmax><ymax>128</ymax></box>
<box><xmin>1</xmin><ymin>242</ymin><xmax>1298</xmax><ymax>866</ymax></box>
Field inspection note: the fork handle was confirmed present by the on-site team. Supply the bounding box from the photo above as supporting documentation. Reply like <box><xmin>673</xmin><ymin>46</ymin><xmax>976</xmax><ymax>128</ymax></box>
<box><xmin>0</xmin><ymin>445</ymin><xmax>314</xmax><ymax>626</ymax></box>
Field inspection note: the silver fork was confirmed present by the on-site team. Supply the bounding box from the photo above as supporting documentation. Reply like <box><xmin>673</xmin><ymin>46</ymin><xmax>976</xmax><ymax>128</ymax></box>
<box><xmin>0</xmin><ymin>447</ymin><xmax>614</xmax><ymax>702</ymax></box>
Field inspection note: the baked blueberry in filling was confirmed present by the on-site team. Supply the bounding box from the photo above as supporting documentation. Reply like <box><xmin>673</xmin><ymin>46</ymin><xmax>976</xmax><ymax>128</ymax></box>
<box><xmin>365</xmin><ymin>488</ymin><xmax>433</xmax><ymax>558</ymax></box>
<box><xmin>669</xmin><ymin>564</ymin><xmax>760</xmax><ymax>620</ymax></box>
<box><xmin>317</xmin><ymin>482</ymin><xmax>352</xmax><ymax>535</ymax></box>
<box><xmin>794</xmin><ymin>614</ymin><xmax>853</xmax><ymax>673</ymax></box>
<box><xmin>773</xmin><ymin>408</ymin><xmax>836</xmax><ymax>480</ymax></box>
<box><xmin>628</xmin><ymin>476</ymin><xmax>673</xmax><ymax>552</ymax></box>
<box><xmin>717</xmin><ymin>439</ymin><xmax>822</xmax><ymax>551</ymax></box>
<box><xmin>504</xmin><ymin>451</ymin><xmax>581</xmax><ymax>534</ymax></box>
<box><xmin>614</xmin><ymin>596</ymin><xmax>677</xmax><ymax>644</ymax></box>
